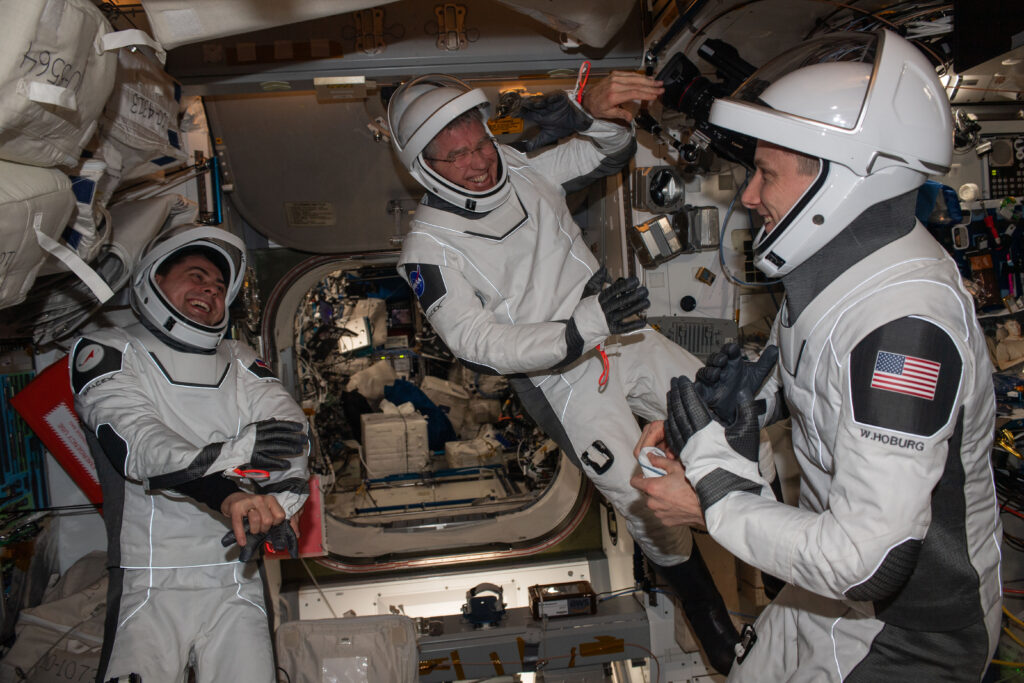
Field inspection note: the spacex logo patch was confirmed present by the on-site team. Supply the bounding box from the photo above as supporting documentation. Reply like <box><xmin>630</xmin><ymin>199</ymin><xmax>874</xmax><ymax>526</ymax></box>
<box><xmin>75</xmin><ymin>344</ymin><xmax>104</xmax><ymax>373</ymax></box>
<box><xmin>70</xmin><ymin>339</ymin><xmax>123</xmax><ymax>395</ymax></box>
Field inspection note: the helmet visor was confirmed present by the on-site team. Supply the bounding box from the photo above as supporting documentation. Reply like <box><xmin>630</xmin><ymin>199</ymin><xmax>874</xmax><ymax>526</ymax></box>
<box><xmin>710</xmin><ymin>32</ymin><xmax>890</xmax><ymax>174</ymax></box>
<box><xmin>730</xmin><ymin>32</ymin><xmax>878</xmax><ymax>130</ymax></box>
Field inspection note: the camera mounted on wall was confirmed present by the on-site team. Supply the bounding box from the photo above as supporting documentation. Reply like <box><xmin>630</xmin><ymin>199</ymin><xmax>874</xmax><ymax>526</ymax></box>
<box><xmin>653</xmin><ymin>39</ymin><xmax>760</xmax><ymax>170</ymax></box>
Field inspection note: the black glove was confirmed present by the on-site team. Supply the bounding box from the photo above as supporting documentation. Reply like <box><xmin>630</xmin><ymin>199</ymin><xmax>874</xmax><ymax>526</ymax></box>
<box><xmin>583</xmin><ymin>266</ymin><xmax>611</xmax><ymax>297</ymax></box>
<box><xmin>147</xmin><ymin>419</ymin><xmax>307</xmax><ymax>491</ymax></box>
<box><xmin>598</xmin><ymin>277</ymin><xmax>649</xmax><ymax>334</ymax></box>
<box><xmin>244</xmin><ymin>419</ymin><xmax>307</xmax><ymax>472</ymax></box>
<box><xmin>222</xmin><ymin>518</ymin><xmax>299</xmax><ymax>562</ymax></box>
<box><xmin>694</xmin><ymin>343</ymin><xmax>779</xmax><ymax>424</ymax></box>
<box><xmin>666</xmin><ymin>376</ymin><xmax>760</xmax><ymax>463</ymax></box>
<box><xmin>516</xmin><ymin>92</ymin><xmax>592</xmax><ymax>152</ymax></box>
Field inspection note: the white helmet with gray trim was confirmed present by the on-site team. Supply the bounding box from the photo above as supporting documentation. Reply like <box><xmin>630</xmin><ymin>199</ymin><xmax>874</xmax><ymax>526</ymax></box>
<box><xmin>130</xmin><ymin>224</ymin><xmax>247</xmax><ymax>351</ymax></box>
<box><xmin>710</xmin><ymin>29</ymin><xmax>953</xmax><ymax>278</ymax></box>
<box><xmin>387</xmin><ymin>73</ymin><xmax>511</xmax><ymax>212</ymax></box>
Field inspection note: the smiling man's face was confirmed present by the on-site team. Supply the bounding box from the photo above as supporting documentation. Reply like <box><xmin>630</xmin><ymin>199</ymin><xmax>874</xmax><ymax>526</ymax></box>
<box><xmin>154</xmin><ymin>254</ymin><xmax>227</xmax><ymax>327</ymax></box>
<box><xmin>741</xmin><ymin>141</ymin><xmax>819</xmax><ymax>235</ymax></box>
<box><xmin>423</xmin><ymin>117</ymin><xmax>499</xmax><ymax>192</ymax></box>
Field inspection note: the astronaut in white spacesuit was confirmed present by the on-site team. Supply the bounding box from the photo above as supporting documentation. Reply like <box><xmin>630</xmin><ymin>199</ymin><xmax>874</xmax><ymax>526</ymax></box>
<box><xmin>387</xmin><ymin>71</ymin><xmax>740</xmax><ymax>672</ymax></box>
<box><xmin>634</xmin><ymin>30</ymin><xmax>1001</xmax><ymax>680</ymax></box>
<box><xmin>72</xmin><ymin>225</ymin><xmax>309</xmax><ymax>683</ymax></box>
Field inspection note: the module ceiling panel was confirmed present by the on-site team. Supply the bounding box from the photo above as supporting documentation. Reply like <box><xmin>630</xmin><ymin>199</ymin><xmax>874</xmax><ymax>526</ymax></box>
<box><xmin>165</xmin><ymin>0</ymin><xmax>644</xmax><ymax>95</ymax></box>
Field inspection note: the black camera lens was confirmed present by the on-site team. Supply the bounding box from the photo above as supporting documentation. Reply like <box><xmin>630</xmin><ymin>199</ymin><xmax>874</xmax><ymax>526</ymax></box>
<box><xmin>654</xmin><ymin>50</ymin><xmax>758</xmax><ymax>170</ymax></box>
<box><xmin>697</xmin><ymin>39</ymin><xmax>757</xmax><ymax>93</ymax></box>
<box><xmin>657</xmin><ymin>52</ymin><xmax>717</xmax><ymax>123</ymax></box>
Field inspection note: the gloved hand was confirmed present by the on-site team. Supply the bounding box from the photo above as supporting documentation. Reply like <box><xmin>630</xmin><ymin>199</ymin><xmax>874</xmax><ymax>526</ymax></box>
<box><xmin>221</xmin><ymin>518</ymin><xmax>299</xmax><ymax>562</ymax></box>
<box><xmin>598</xmin><ymin>277</ymin><xmax>649</xmax><ymax>334</ymax></box>
<box><xmin>561</xmin><ymin>271</ymin><xmax>648</xmax><ymax>368</ymax></box>
<box><xmin>242</xmin><ymin>419</ymin><xmax>307</xmax><ymax>472</ymax></box>
<box><xmin>694</xmin><ymin>343</ymin><xmax>779</xmax><ymax>424</ymax></box>
<box><xmin>582</xmin><ymin>266</ymin><xmax>611</xmax><ymax>297</ymax></box>
<box><xmin>517</xmin><ymin>91</ymin><xmax>592</xmax><ymax>152</ymax></box>
<box><xmin>147</xmin><ymin>419</ymin><xmax>307</xmax><ymax>491</ymax></box>
<box><xmin>665</xmin><ymin>376</ymin><xmax>760</xmax><ymax>463</ymax></box>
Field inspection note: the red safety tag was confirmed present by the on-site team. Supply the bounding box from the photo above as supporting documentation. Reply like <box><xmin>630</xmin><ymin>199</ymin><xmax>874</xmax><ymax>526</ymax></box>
<box><xmin>233</xmin><ymin>468</ymin><xmax>270</xmax><ymax>480</ymax></box>
<box><xmin>597</xmin><ymin>344</ymin><xmax>610</xmax><ymax>391</ymax></box>
<box><xmin>575</xmin><ymin>61</ymin><xmax>591</xmax><ymax>104</ymax></box>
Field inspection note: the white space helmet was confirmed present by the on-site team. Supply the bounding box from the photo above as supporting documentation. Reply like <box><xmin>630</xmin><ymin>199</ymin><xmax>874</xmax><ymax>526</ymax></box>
<box><xmin>387</xmin><ymin>74</ymin><xmax>511</xmax><ymax>212</ymax></box>
<box><xmin>710</xmin><ymin>29</ymin><xmax>953</xmax><ymax>278</ymax></box>
<box><xmin>130</xmin><ymin>225</ymin><xmax>247</xmax><ymax>351</ymax></box>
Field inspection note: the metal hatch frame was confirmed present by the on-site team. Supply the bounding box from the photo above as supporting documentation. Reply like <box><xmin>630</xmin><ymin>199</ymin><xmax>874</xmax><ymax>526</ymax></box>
<box><xmin>261</xmin><ymin>253</ymin><xmax>596</xmax><ymax>571</ymax></box>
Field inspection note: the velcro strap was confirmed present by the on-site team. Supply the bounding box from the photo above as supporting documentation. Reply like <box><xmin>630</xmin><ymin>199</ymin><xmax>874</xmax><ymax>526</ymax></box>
<box><xmin>18</xmin><ymin>80</ymin><xmax>77</xmax><ymax>110</ymax></box>
<box><xmin>102</xmin><ymin>29</ymin><xmax>167</xmax><ymax>64</ymax></box>
<box><xmin>33</xmin><ymin>214</ymin><xmax>115</xmax><ymax>302</ymax></box>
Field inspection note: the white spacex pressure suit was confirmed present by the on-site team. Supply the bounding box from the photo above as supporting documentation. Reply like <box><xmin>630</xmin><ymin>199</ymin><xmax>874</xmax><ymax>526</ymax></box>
<box><xmin>679</xmin><ymin>223</ymin><xmax>1001</xmax><ymax>681</ymax></box>
<box><xmin>72</xmin><ymin>321</ymin><xmax>309</xmax><ymax>683</ymax></box>
<box><xmin>397</xmin><ymin>116</ymin><xmax>703</xmax><ymax>566</ymax></box>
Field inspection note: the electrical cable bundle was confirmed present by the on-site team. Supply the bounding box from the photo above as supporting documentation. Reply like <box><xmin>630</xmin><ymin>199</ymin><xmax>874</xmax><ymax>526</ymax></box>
<box><xmin>994</xmin><ymin>424</ymin><xmax>1024</xmax><ymax>553</ymax></box>
<box><xmin>803</xmin><ymin>1</ymin><xmax>953</xmax><ymax>70</ymax></box>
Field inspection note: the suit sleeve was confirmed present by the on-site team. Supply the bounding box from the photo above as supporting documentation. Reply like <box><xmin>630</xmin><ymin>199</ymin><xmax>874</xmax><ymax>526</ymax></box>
<box><xmin>71</xmin><ymin>336</ymin><xmax>255</xmax><ymax>485</ymax></box>
<box><xmin>526</xmin><ymin>108</ymin><xmax>636</xmax><ymax>194</ymax></box>
<box><xmin>681</xmin><ymin>316</ymin><xmax>964</xmax><ymax>602</ymax></box>
<box><xmin>173</xmin><ymin>475</ymin><xmax>242</xmax><ymax>511</ymax></box>
<box><xmin>399</xmin><ymin>257</ymin><xmax>609</xmax><ymax>375</ymax></box>
<box><xmin>233</xmin><ymin>344</ymin><xmax>311</xmax><ymax>518</ymax></box>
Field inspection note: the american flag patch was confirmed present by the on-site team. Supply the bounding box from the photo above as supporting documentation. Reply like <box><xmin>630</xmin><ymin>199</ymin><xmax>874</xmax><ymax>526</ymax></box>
<box><xmin>870</xmin><ymin>351</ymin><xmax>941</xmax><ymax>400</ymax></box>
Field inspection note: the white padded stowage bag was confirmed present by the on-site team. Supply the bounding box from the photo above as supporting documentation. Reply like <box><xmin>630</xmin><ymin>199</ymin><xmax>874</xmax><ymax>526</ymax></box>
<box><xmin>276</xmin><ymin>615</ymin><xmax>419</xmax><ymax>683</ymax></box>
<box><xmin>96</xmin><ymin>42</ymin><xmax>188</xmax><ymax>182</ymax></box>
<box><xmin>0</xmin><ymin>552</ymin><xmax>107</xmax><ymax>683</ymax></box>
<box><xmin>0</xmin><ymin>0</ymin><xmax>118</xmax><ymax>168</ymax></box>
<box><xmin>31</xmin><ymin>30</ymin><xmax>179</xmax><ymax>276</ymax></box>
<box><xmin>26</xmin><ymin>194</ymin><xmax>196</xmax><ymax>345</ymax></box>
<box><xmin>33</xmin><ymin>158</ymin><xmax>111</xmax><ymax>275</ymax></box>
<box><xmin>34</xmin><ymin>38</ymin><xmax>187</xmax><ymax>273</ymax></box>
<box><xmin>0</xmin><ymin>160</ymin><xmax>75</xmax><ymax>309</ymax></box>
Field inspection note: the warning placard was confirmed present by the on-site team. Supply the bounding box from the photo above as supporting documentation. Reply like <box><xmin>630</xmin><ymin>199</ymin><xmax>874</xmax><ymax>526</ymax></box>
<box><xmin>487</xmin><ymin>117</ymin><xmax>524</xmax><ymax>136</ymax></box>
<box><xmin>285</xmin><ymin>202</ymin><xmax>336</xmax><ymax>227</ymax></box>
